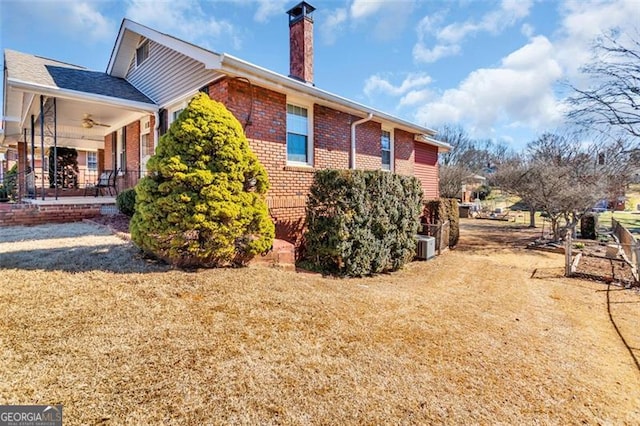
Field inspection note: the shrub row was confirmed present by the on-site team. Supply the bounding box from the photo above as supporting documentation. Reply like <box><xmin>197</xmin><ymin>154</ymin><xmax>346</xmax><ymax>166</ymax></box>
<box><xmin>303</xmin><ymin>169</ymin><xmax>423</xmax><ymax>277</ymax></box>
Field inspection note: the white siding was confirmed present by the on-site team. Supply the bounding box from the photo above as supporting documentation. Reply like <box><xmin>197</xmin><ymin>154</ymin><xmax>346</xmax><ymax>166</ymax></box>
<box><xmin>126</xmin><ymin>41</ymin><xmax>218</xmax><ymax>106</ymax></box>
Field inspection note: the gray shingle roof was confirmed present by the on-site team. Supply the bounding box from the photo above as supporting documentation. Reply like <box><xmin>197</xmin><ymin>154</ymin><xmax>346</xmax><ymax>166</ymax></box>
<box><xmin>4</xmin><ymin>49</ymin><xmax>155</xmax><ymax>105</ymax></box>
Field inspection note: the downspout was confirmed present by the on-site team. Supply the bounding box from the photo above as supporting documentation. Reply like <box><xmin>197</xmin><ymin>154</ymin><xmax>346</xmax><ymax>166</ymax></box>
<box><xmin>350</xmin><ymin>113</ymin><xmax>373</xmax><ymax>169</ymax></box>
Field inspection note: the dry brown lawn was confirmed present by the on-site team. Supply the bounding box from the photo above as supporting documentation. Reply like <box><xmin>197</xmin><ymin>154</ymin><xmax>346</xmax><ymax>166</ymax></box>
<box><xmin>1</xmin><ymin>219</ymin><xmax>639</xmax><ymax>424</ymax></box>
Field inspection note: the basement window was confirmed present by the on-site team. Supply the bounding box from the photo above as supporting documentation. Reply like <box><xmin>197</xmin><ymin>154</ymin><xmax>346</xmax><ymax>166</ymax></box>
<box><xmin>136</xmin><ymin>40</ymin><xmax>149</xmax><ymax>67</ymax></box>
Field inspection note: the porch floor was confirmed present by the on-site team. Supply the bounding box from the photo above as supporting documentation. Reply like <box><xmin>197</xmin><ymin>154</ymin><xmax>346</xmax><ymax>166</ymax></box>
<box><xmin>23</xmin><ymin>196</ymin><xmax>116</xmax><ymax>205</ymax></box>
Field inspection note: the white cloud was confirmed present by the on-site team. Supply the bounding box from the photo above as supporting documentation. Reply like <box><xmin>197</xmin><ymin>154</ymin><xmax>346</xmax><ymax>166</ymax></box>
<box><xmin>253</xmin><ymin>0</ymin><xmax>289</xmax><ymax>23</ymax></box>
<box><xmin>399</xmin><ymin>89</ymin><xmax>433</xmax><ymax>107</ymax></box>
<box><xmin>320</xmin><ymin>8</ymin><xmax>348</xmax><ymax>45</ymax></box>
<box><xmin>321</xmin><ymin>0</ymin><xmax>414</xmax><ymax>45</ymax></box>
<box><xmin>412</xmin><ymin>43</ymin><xmax>460</xmax><ymax>63</ymax></box>
<box><xmin>413</xmin><ymin>0</ymin><xmax>533</xmax><ymax>63</ymax></box>
<box><xmin>126</xmin><ymin>0</ymin><xmax>241</xmax><ymax>50</ymax></box>
<box><xmin>69</xmin><ymin>2</ymin><xmax>113</xmax><ymax>41</ymax></box>
<box><xmin>364</xmin><ymin>73</ymin><xmax>432</xmax><ymax>97</ymax></box>
<box><xmin>555</xmin><ymin>0</ymin><xmax>640</xmax><ymax>77</ymax></box>
<box><xmin>350</xmin><ymin>0</ymin><xmax>388</xmax><ymax>20</ymax></box>
<box><xmin>520</xmin><ymin>23</ymin><xmax>534</xmax><ymax>38</ymax></box>
<box><xmin>415</xmin><ymin>36</ymin><xmax>565</xmax><ymax>131</ymax></box>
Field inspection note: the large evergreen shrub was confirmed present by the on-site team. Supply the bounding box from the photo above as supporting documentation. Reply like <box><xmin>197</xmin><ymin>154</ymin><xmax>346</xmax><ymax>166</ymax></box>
<box><xmin>130</xmin><ymin>93</ymin><xmax>274</xmax><ymax>267</ymax></box>
<box><xmin>303</xmin><ymin>169</ymin><xmax>423</xmax><ymax>277</ymax></box>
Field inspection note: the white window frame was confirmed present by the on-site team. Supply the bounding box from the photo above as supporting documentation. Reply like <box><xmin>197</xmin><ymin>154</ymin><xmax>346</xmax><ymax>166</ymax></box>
<box><xmin>286</xmin><ymin>99</ymin><xmax>313</xmax><ymax>166</ymax></box>
<box><xmin>140</xmin><ymin>116</ymin><xmax>152</xmax><ymax>176</ymax></box>
<box><xmin>136</xmin><ymin>40</ymin><xmax>150</xmax><ymax>67</ymax></box>
<box><xmin>381</xmin><ymin>127</ymin><xmax>394</xmax><ymax>172</ymax></box>
<box><xmin>116</xmin><ymin>128</ymin><xmax>123</xmax><ymax>171</ymax></box>
<box><xmin>87</xmin><ymin>151</ymin><xmax>97</xmax><ymax>171</ymax></box>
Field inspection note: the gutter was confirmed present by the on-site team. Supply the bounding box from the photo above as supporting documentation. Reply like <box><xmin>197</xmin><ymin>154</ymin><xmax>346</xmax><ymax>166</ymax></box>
<box><xmin>350</xmin><ymin>113</ymin><xmax>373</xmax><ymax>170</ymax></box>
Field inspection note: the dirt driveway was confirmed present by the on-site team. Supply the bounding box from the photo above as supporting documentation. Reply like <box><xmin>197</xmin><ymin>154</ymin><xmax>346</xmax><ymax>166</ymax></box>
<box><xmin>0</xmin><ymin>218</ymin><xmax>639</xmax><ymax>424</ymax></box>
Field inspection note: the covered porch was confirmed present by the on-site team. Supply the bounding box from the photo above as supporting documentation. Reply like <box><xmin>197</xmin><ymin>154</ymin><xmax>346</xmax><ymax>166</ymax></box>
<box><xmin>1</xmin><ymin>50</ymin><xmax>158</xmax><ymax>204</ymax></box>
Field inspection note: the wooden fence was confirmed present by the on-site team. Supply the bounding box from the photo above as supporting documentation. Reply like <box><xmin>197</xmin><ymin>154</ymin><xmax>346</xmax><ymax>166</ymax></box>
<box><xmin>612</xmin><ymin>218</ymin><xmax>639</xmax><ymax>281</ymax></box>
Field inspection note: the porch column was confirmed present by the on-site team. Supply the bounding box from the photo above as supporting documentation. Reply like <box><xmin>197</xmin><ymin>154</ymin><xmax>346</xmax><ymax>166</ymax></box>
<box><xmin>17</xmin><ymin>141</ymin><xmax>27</xmax><ymax>198</ymax></box>
<box><xmin>40</xmin><ymin>95</ymin><xmax>45</xmax><ymax>200</ymax></box>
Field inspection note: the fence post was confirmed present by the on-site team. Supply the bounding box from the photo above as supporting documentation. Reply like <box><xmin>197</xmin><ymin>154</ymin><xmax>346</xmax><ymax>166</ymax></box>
<box><xmin>565</xmin><ymin>231</ymin><xmax>572</xmax><ymax>277</ymax></box>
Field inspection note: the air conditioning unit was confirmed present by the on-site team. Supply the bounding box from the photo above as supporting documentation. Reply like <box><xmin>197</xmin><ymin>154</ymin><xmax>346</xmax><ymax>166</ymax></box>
<box><xmin>415</xmin><ymin>235</ymin><xmax>436</xmax><ymax>260</ymax></box>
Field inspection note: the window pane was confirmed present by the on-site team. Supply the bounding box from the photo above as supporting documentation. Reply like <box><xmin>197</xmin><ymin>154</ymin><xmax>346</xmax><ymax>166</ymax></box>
<box><xmin>87</xmin><ymin>152</ymin><xmax>97</xmax><ymax>170</ymax></box>
<box><xmin>287</xmin><ymin>133</ymin><xmax>308</xmax><ymax>162</ymax></box>
<box><xmin>381</xmin><ymin>131</ymin><xmax>391</xmax><ymax>150</ymax></box>
<box><xmin>287</xmin><ymin>104</ymin><xmax>308</xmax><ymax>136</ymax></box>
<box><xmin>382</xmin><ymin>151</ymin><xmax>391</xmax><ymax>170</ymax></box>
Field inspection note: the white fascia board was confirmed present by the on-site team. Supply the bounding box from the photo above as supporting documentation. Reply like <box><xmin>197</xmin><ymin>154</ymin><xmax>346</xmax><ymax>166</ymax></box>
<box><xmin>108</xmin><ymin>19</ymin><xmax>223</xmax><ymax>77</ymax></box>
<box><xmin>219</xmin><ymin>53</ymin><xmax>438</xmax><ymax>137</ymax></box>
<box><xmin>415</xmin><ymin>134</ymin><xmax>451</xmax><ymax>153</ymax></box>
<box><xmin>6</xmin><ymin>78</ymin><xmax>158</xmax><ymax>112</ymax></box>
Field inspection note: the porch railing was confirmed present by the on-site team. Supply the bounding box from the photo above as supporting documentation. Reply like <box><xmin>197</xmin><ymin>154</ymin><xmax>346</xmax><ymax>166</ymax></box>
<box><xmin>11</xmin><ymin>168</ymin><xmax>147</xmax><ymax>200</ymax></box>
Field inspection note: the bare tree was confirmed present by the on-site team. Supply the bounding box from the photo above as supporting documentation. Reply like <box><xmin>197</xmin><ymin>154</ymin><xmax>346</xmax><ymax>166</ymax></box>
<box><xmin>495</xmin><ymin>132</ymin><xmax>636</xmax><ymax>240</ymax></box>
<box><xmin>567</xmin><ymin>32</ymin><xmax>640</xmax><ymax>138</ymax></box>
<box><xmin>437</xmin><ymin>124</ymin><xmax>514</xmax><ymax>198</ymax></box>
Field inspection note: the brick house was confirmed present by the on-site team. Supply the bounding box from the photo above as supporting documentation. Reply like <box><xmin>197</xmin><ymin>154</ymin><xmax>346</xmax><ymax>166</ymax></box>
<box><xmin>1</xmin><ymin>2</ymin><xmax>449</xmax><ymax>239</ymax></box>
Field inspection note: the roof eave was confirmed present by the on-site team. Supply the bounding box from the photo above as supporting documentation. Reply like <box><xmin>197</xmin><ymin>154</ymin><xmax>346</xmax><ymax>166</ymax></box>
<box><xmin>415</xmin><ymin>134</ymin><xmax>451</xmax><ymax>153</ymax></box>
<box><xmin>7</xmin><ymin>78</ymin><xmax>158</xmax><ymax>112</ymax></box>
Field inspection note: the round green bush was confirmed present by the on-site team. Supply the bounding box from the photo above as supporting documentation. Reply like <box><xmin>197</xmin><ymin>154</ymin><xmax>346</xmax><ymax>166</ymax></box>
<box><xmin>116</xmin><ymin>188</ymin><xmax>137</xmax><ymax>217</ymax></box>
<box><xmin>130</xmin><ymin>93</ymin><xmax>274</xmax><ymax>267</ymax></box>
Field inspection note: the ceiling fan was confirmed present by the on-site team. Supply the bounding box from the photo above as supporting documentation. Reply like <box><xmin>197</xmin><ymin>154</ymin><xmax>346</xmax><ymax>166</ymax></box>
<box><xmin>81</xmin><ymin>114</ymin><xmax>110</xmax><ymax>129</ymax></box>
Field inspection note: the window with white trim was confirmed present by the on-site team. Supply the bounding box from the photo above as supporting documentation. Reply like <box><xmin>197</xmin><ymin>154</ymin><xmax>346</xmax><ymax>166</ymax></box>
<box><xmin>87</xmin><ymin>152</ymin><xmax>97</xmax><ymax>171</ymax></box>
<box><xmin>140</xmin><ymin>116</ymin><xmax>153</xmax><ymax>176</ymax></box>
<box><xmin>381</xmin><ymin>130</ymin><xmax>392</xmax><ymax>170</ymax></box>
<box><xmin>287</xmin><ymin>103</ymin><xmax>312</xmax><ymax>164</ymax></box>
<box><xmin>136</xmin><ymin>40</ymin><xmax>149</xmax><ymax>67</ymax></box>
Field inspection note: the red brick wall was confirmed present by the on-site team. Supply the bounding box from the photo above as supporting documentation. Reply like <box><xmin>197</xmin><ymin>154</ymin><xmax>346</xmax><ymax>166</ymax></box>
<box><xmin>104</xmin><ymin>133</ymin><xmax>114</xmax><ymax>170</ymax></box>
<box><xmin>394</xmin><ymin>129</ymin><xmax>415</xmax><ymax>176</ymax></box>
<box><xmin>124</xmin><ymin>120</ymin><xmax>141</xmax><ymax>188</ymax></box>
<box><xmin>207</xmin><ymin>77</ymin><xmax>443</xmax><ymax>244</ymax></box>
<box><xmin>0</xmin><ymin>202</ymin><xmax>102</xmax><ymax>226</ymax></box>
<box><xmin>356</xmin><ymin>120</ymin><xmax>382</xmax><ymax>170</ymax></box>
<box><xmin>314</xmin><ymin>104</ymin><xmax>350</xmax><ymax>169</ymax></box>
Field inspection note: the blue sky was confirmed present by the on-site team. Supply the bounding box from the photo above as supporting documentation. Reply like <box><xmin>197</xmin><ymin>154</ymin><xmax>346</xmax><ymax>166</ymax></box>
<box><xmin>1</xmin><ymin>0</ymin><xmax>639</xmax><ymax>149</ymax></box>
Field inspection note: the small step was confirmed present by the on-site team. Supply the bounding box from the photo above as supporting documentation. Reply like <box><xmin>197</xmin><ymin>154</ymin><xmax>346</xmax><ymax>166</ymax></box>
<box><xmin>249</xmin><ymin>239</ymin><xmax>296</xmax><ymax>271</ymax></box>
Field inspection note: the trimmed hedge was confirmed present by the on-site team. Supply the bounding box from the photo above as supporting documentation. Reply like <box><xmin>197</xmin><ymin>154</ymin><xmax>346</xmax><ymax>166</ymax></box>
<box><xmin>303</xmin><ymin>169</ymin><xmax>423</xmax><ymax>277</ymax></box>
<box><xmin>116</xmin><ymin>188</ymin><xmax>137</xmax><ymax>217</ymax></box>
<box><xmin>130</xmin><ymin>93</ymin><xmax>274</xmax><ymax>268</ymax></box>
<box><xmin>423</xmin><ymin>198</ymin><xmax>460</xmax><ymax>247</ymax></box>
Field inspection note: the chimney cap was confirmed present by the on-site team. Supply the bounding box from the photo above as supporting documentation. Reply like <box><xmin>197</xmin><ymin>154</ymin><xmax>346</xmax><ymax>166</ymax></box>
<box><xmin>287</xmin><ymin>1</ymin><xmax>315</xmax><ymax>25</ymax></box>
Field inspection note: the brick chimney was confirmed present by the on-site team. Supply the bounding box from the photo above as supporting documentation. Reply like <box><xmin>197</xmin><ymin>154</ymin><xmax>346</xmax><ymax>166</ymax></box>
<box><xmin>287</xmin><ymin>2</ymin><xmax>315</xmax><ymax>84</ymax></box>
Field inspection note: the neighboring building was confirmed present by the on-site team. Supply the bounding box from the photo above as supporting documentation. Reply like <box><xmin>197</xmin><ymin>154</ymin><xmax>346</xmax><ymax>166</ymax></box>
<box><xmin>1</xmin><ymin>2</ymin><xmax>450</xmax><ymax>241</ymax></box>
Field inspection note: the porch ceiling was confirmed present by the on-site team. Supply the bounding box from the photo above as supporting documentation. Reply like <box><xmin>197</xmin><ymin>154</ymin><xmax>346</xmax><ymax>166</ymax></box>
<box><xmin>3</xmin><ymin>87</ymin><xmax>156</xmax><ymax>150</ymax></box>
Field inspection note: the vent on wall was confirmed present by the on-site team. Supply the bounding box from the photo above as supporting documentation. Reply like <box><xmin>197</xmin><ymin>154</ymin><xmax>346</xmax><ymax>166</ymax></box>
<box><xmin>415</xmin><ymin>235</ymin><xmax>435</xmax><ymax>260</ymax></box>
